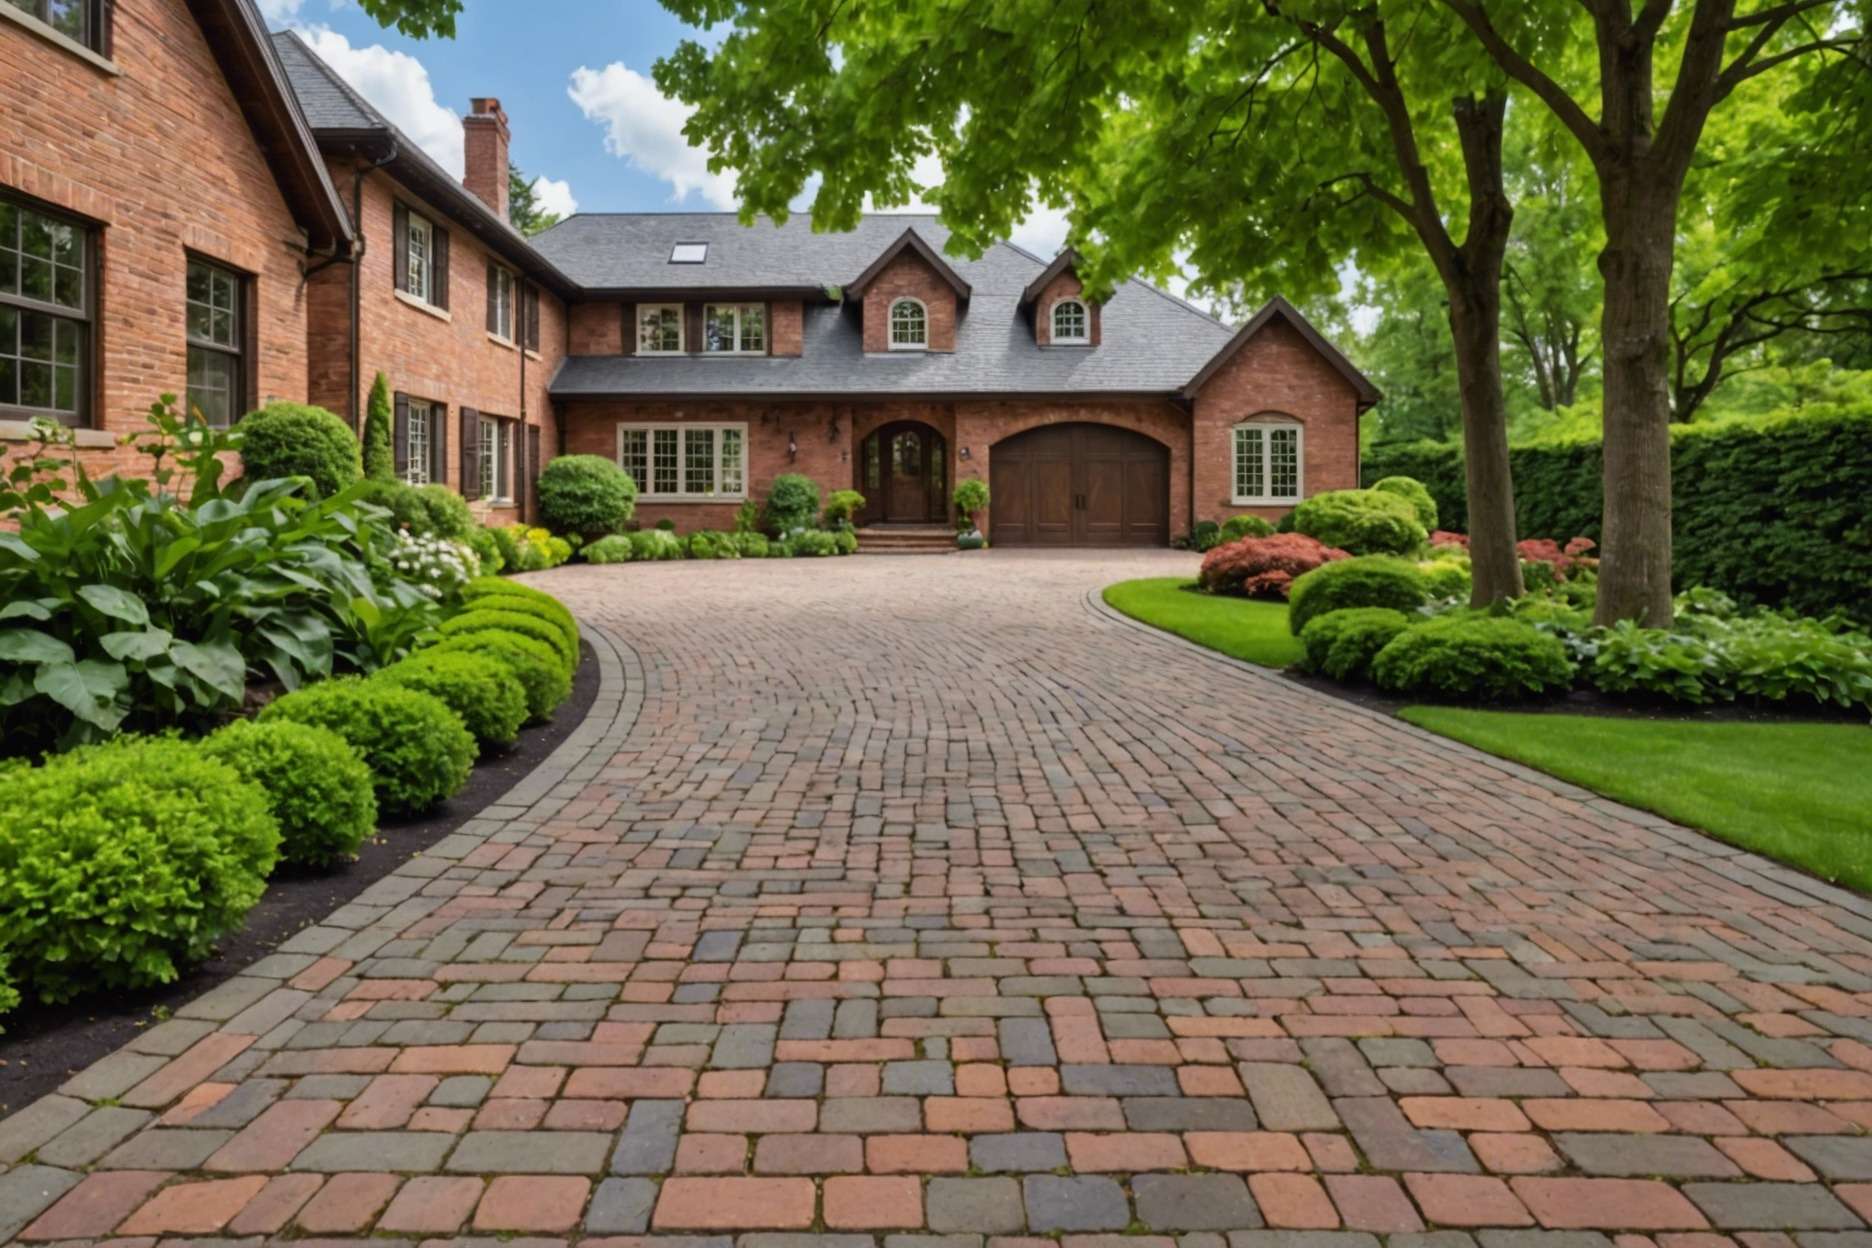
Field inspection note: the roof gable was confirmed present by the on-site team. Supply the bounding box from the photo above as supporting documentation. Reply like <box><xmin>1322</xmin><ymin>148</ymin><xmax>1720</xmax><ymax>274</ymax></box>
<box><xmin>846</xmin><ymin>228</ymin><xmax>972</xmax><ymax>301</ymax></box>
<box><xmin>1183</xmin><ymin>296</ymin><xmax>1382</xmax><ymax>407</ymax></box>
<box><xmin>1020</xmin><ymin>249</ymin><xmax>1090</xmax><ymax>306</ymax></box>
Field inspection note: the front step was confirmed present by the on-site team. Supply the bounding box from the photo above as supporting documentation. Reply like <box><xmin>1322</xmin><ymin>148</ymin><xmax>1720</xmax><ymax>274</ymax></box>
<box><xmin>856</xmin><ymin>526</ymin><xmax>957</xmax><ymax>555</ymax></box>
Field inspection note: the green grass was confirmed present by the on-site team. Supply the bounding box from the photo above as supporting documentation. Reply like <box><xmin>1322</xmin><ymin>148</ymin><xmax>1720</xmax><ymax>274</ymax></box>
<box><xmin>1400</xmin><ymin>707</ymin><xmax>1872</xmax><ymax>892</ymax></box>
<box><xmin>1103</xmin><ymin>577</ymin><xmax>1303</xmax><ymax>668</ymax></box>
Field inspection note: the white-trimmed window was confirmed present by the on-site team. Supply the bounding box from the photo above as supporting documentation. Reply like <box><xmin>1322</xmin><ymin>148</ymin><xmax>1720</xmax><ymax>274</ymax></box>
<box><xmin>487</xmin><ymin>264</ymin><xmax>515</xmax><ymax>341</ymax></box>
<box><xmin>403</xmin><ymin>399</ymin><xmax>434</xmax><ymax>486</ymax></box>
<box><xmin>480</xmin><ymin>415</ymin><xmax>514</xmax><ymax>502</ymax></box>
<box><xmin>1232</xmin><ymin>419</ymin><xmax>1303</xmax><ymax>505</ymax></box>
<box><xmin>888</xmin><ymin>297</ymin><xmax>927</xmax><ymax>350</ymax></box>
<box><xmin>406</xmin><ymin>213</ymin><xmax>433</xmax><ymax>304</ymax></box>
<box><xmin>185</xmin><ymin>257</ymin><xmax>243</xmax><ymax>428</ymax></box>
<box><xmin>638</xmin><ymin>303</ymin><xmax>683</xmax><ymax>354</ymax></box>
<box><xmin>617</xmin><ymin>422</ymin><xmax>746</xmax><ymax>500</ymax></box>
<box><xmin>703</xmin><ymin>303</ymin><xmax>765</xmax><ymax>354</ymax></box>
<box><xmin>1051</xmin><ymin>298</ymin><xmax>1089</xmax><ymax>344</ymax></box>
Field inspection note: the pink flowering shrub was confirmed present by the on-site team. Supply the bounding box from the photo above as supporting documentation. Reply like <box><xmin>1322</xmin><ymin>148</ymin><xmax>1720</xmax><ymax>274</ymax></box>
<box><xmin>1199</xmin><ymin>533</ymin><xmax>1349</xmax><ymax>598</ymax></box>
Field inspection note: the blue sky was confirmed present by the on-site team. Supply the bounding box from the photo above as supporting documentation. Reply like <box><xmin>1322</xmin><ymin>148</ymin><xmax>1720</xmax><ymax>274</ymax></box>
<box><xmin>257</xmin><ymin>0</ymin><xmax>1071</xmax><ymax>257</ymax></box>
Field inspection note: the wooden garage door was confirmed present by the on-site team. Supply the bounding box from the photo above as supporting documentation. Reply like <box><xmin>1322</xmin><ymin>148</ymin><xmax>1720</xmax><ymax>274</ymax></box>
<box><xmin>991</xmin><ymin>423</ymin><xmax>1169</xmax><ymax>547</ymax></box>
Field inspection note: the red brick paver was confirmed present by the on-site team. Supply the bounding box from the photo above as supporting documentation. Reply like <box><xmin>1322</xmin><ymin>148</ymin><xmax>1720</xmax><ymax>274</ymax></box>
<box><xmin>12</xmin><ymin>552</ymin><xmax>1872</xmax><ymax>1242</ymax></box>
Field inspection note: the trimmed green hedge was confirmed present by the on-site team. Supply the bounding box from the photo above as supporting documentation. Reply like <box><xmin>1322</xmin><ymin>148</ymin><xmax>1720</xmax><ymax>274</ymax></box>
<box><xmin>1363</xmin><ymin>410</ymin><xmax>1872</xmax><ymax>618</ymax></box>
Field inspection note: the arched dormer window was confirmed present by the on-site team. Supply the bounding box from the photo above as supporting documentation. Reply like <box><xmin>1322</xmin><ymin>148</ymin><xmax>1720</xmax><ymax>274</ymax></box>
<box><xmin>1051</xmin><ymin>298</ymin><xmax>1089</xmax><ymax>345</ymax></box>
<box><xmin>1232</xmin><ymin>416</ymin><xmax>1303</xmax><ymax>505</ymax></box>
<box><xmin>889</xmin><ymin>297</ymin><xmax>928</xmax><ymax>350</ymax></box>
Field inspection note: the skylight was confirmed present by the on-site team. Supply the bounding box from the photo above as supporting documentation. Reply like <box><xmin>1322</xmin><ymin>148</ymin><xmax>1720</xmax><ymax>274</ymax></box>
<box><xmin>669</xmin><ymin>242</ymin><xmax>708</xmax><ymax>264</ymax></box>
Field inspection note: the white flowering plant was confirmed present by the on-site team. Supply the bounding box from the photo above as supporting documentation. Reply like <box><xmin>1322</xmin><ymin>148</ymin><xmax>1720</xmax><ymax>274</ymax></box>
<box><xmin>388</xmin><ymin>529</ymin><xmax>479</xmax><ymax>601</ymax></box>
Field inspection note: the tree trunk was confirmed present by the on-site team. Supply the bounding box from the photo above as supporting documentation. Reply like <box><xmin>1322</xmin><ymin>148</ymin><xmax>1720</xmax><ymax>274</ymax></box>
<box><xmin>1594</xmin><ymin>177</ymin><xmax>1679</xmax><ymax>627</ymax></box>
<box><xmin>1447</xmin><ymin>280</ymin><xmax>1524</xmax><ymax>605</ymax></box>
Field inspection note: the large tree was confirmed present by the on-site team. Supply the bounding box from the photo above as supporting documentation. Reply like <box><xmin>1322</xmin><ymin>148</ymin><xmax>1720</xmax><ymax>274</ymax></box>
<box><xmin>652</xmin><ymin>0</ymin><xmax>1530</xmax><ymax>603</ymax></box>
<box><xmin>1439</xmin><ymin>0</ymin><xmax>1868</xmax><ymax>625</ymax></box>
<box><xmin>508</xmin><ymin>163</ymin><xmax>563</xmax><ymax>237</ymax></box>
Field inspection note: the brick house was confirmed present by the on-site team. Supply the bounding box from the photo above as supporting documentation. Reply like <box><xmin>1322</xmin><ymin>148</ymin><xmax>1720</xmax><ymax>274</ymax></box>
<box><xmin>272</xmin><ymin>32</ymin><xmax>573</xmax><ymax>525</ymax></box>
<box><xmin>0</xmin><ymin>0</ymin><xmax>353</xmax><ymax>475</ymax></box>
<box><xmin>536</xmin><ymin>216</ymin><xmax>1381</xmax><ymax>546</ymax></box>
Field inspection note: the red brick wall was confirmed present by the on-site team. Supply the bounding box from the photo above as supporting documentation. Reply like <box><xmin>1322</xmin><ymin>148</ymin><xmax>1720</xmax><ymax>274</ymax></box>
<box><xmin>570</xmin><ymin>301</ymin><xmax>623</xmax><ymax>355</ymax></box>
<box><xmin>772</xmin><ymin>301</ymin><xmax>804</xmax><ymax>357</ymax></box>
<box><xmin>1032</xmin><ymin>270</ymin><xmax>1101</xmax><ymax>347</ymax></box>
<box><xmin>860</xmin><ymin>253</ymin><xmax>957</xmax><ymax>353</ymax></box>
<box><xmin>0</xmin><ymin>0</ymin><xmax>313</xmax><ymax>479</ymax></box>
<box><xmin>1192</xmin><ymin>316</ymin><xmax>1362</xmax><ymax>526</ymax></box>
<box><xmin>309</xmin><ymin>161</ymin><xmax>565</xmax><ymax>524</ymax></box>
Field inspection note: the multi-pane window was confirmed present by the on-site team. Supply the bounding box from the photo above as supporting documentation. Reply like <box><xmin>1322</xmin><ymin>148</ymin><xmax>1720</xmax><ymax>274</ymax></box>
<box><xmin>406</xmin><ymin>213</ymin><xmax>433</xmax><ymax>304</ymax></box>
<box><xmin>186</xmin><ymin>258</ymin><xmax>242</xmax><ymax>428</ymax></box>
<box><xmin>637</xmin><ymin>303</ymin><xmax>682</xmax><ymax>353</ymax></box>
<box><xmin>4</xmin><ymin>0</ymin><xmax>97</xmax><ymax>48</ymax></box>
<box><xmin>617</xmin><ymin>423</ymin><xmax>747</xmax><ymax>500</ymax></box>
<box><xmin>404</xmin><ymin>400</ymin><xmax>434</xmax><ymax>486</ymax></box>
<box><xmin>889</xmin><ymin>298</ymin><xmax>927</xmax><ymax>349</ymax></box>
<box><xmin>480</xmin><ymin>416</ymin><xmax>513</xmax><ymax>501</ymax></box>
<box><xmin>0</xmin><ymin>195</ymin><xmax>89</xmax><ymax>425</ymax></box>
<box><xmin>488</xmin><ymin>265</ymin><xmax>514</xmax><ymax>340</ymax></box>
<box><xmin>1051</xmin><ymin>298</ymin><xmax>1089</xmax><ymax>344</ymax></box>
<box><xmin>703</xmin><ymin>303</ymin><xmax>765</xmax><ymax>354</ymax></box>
<box><xmin>1232</xmin><ymin>421</ymin><xmax>1303</xmax><ymax>505</ymax></box>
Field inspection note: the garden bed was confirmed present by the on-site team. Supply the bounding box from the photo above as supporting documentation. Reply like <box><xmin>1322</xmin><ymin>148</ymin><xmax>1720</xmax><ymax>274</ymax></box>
<box><xmin>0</xmin><ymin>638</ymin><xmax>601</xmax><ymax>1117</ymax></box>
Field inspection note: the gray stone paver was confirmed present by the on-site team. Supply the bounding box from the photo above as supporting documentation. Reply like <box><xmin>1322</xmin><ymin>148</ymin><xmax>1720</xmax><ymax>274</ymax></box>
<box><xmin>5</xmin><ymin>551</ymin><xmax>1872</xmax><ymax>1241</ymax></box>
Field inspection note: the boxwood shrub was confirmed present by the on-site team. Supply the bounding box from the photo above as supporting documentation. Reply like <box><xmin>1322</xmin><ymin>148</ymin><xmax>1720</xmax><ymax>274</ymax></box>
<box><xmin>428</xmin><ymin>630</ymin><xmax>569</xmax><ymax>723</ymax></box>
<box><xmin>377</xmin><ymin>651</ymin><xmax>528</xmax><ymax>750</ymax></box>
<box><xmin>537</xmin><ymin>454</ymin><xmax>638</xmax><ymax>539</ymax></box>
<box><xmin>1372</xmin><ymin>615</ymin><xmax>1576</xmax><ymax>700</ymax></box>
<box><xmin>438</xmin><ymin>608</ymin><xmax>576</xmax><ymax>671</ymax></box>
<box><xmin>0</xmin><ymin>737</ymin><xmax>280</xmax><ymax>1002</ymax></box>
<box><xmin>629</xmin><ymin>529</ymin><xmax>686</xmax><ymax>560</ymax></box>
<box><xmin>235</xmin><ymin>402</ymin><xmax>361</xmax><ymax>499</ymax></box>
<box><xmin>687</xmin><ymin>530</ymin><xmax>740</xmax><ymax>559</ymax></box>
<box><xmin>765</xmin><ymin>473</ymin><xmax>821</xmax><ymax>534</ymax></box>
<box><xmin>1293</xmin><ymin>488</ymin><xmax>1427</xmax><ymax>556</ymax></box>
<box><xmin>1288</xmin><ymin>556</ymin><xmax>1429</xmax><ymax>635</ymax></box>
<box><xmin>261</xmin><ymin>678</ymin><xmax>475</xmax><ymax>816</ymax></box>
<box><xmin>200</xmin><ymin>719</ymin><xmax>376</xmax><ymax>867</ymax></box>
<box><xmin>1371</xmin><ymin>476</ymin><xmax>1439</xmax><ymax>530</ymax></box>
<box><xmin>583</xmin><ymin>534</ymin><xmax>634</xmax><ymax>564</ymax></box>
<box><xmin>1300</xmin><ymin>608</ymin><xmax>1414</xmax><ymax>682</ymax></box>
<box><xmin>463</xmin><ymin>591</ymin><xmax>579</xmax><ymax>656</ymax></box>
<box><xmin>1221</xmin><ymin>514</ymin><xmax>1276</xmax><ymax>542</ymax></box>
<box><xmin>732</xmin><ymin>532</ymin><xmax>771</xmax><ymax>558</ymax></box>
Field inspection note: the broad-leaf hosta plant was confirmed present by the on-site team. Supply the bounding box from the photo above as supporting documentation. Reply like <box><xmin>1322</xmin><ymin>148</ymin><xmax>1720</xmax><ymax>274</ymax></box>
<box><xmin>0</xmin><ymin>399</ymin><xmax>445</xmax><ymax>754</ymax></box>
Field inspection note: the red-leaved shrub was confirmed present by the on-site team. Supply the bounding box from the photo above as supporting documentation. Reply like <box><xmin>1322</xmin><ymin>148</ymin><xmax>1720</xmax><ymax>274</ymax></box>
<box><xmin>1199</xmin><ymin>533</ymin><xmax>1349</xmax><ymax>598</ymax></box>
<box><xmin>1429</xmin><ymin>530</ymin><xmax>1469</xmax><ymax>549</ymax></box>
<box><xmin>1518</xmin><ymin>536</ymin><xmax>1598</xmax><ymax>579</ymax></box>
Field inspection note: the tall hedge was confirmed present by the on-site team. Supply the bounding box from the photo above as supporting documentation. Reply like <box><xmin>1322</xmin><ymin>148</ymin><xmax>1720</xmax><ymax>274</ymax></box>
<box><xmin>1363</xmin><ymin>410</ymin><xmax>1872</xmax><ymax>619</ymax></box>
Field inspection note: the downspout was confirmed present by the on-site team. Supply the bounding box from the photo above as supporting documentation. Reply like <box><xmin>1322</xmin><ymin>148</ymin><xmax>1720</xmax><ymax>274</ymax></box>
<box><xmin>348</xmin><ymin>141</ymin><xmax>399</xmax><ymax>429</ymax></box>
<box><xmin>518</xmin><ymin>278</ymin><xmax>528</xmax><ymax>522</ymax></box>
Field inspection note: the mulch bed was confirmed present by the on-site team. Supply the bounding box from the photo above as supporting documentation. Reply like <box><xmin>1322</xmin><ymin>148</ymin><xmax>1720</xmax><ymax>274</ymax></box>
<box><xmin>0</xmin><ymin>640</ymin><xmax>602</xmax><ymax>1117</ymax></box>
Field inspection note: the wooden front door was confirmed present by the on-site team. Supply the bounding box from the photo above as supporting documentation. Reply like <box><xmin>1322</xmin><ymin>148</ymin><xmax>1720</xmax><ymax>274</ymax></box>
<box><xmin>860</xmin><ymin>422</ymin><xmax>947</xmax><ymax>524</ymax></box>
<box><xmin>990</xmin><ymin>423</ymin><xmax>1169</xmax><ymax>547</ymax></box>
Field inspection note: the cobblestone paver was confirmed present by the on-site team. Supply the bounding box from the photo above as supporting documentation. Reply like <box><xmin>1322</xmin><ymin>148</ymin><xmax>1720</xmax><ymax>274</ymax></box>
<box><xmin>7</xmin><ymin>550</ymin><xmax>1872</xmax><ymax>1246</ymax></box>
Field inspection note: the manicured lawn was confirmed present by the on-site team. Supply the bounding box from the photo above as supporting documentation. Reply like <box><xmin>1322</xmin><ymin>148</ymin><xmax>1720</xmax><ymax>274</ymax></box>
<box><xmin>1104</xmin><ymin>577</ymin><xmax>1302</xmax><ymax>668</ymax></box>
<box><xmin>1400</xmin><ymin>708</ymin><xmax>1872</xmax><ymax>892</ymax></box>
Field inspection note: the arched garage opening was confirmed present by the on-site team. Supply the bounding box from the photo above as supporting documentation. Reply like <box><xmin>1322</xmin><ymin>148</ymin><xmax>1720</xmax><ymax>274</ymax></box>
<box><xmin>990</xmin><ymin>423</ymin><xmax>1169</xmax><ymax>547</ymax></box>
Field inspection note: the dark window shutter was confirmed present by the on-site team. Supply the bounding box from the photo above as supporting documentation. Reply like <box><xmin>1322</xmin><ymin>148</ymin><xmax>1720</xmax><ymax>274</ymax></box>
<box><xmin>486</xmin><ymin>263</ymin><xmax>499</xmax><ymax>334</ymax></box>
<box><xmin>620</xmin><ymin>302</ymin><xmax>634</xmax><ymax>356</ymax></box>
<box><xmin>240</xmin><ymin>277</ymin><xmax>258</xmax><ymax>421</ymax></box>
<box><xmin>393</xmin><ymin>392</ymin><xmax>410</xmax><ymax>477</ymax></box>
<box><xmin>433</xmin><ymin>226</ymin><xmax>450</xmax><ymax>311</ymax></box>
<box><xmin>460</xmin><ymin>407</ymin><xmax>481</xmax><ymax>501</ymax></box>
<box><xmin>525</xmin><ymin>287</ymin><xmax>541</xmax><ymax>350</ymax></box>
<box><xmin>431</xmin><ymin>403</ymin><xmax>448</xmax><ymax>487</ymax></box>
<box><xmin>686</xmin><ymin>303</ymin><xmax>703</xmax><ymax>355</ymax></box>
<box><xmin>97</xmin><ymin>0</ymin><xmax>114</xmax><ymax>58</ymax></box>
<box><xmin>526</xmin><ymin>424</ymin><xmax>541</xmax><ymax>522</ymax></box>
<box><xmin>392</xmin><ymin>204</ymin><xmax>409</xmax><ymax>294</ymax></box>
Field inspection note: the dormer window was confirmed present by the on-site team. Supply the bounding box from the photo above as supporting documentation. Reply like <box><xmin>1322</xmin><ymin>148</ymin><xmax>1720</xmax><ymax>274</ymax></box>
<box><xmin>888</xmin><ymin>298</ymin><xmax>927</xmax><ymax>350</ymax></box>
<box><xmin>669</xmin><ymin>242</ymin><xmax>708</xmax><ymax>264</ymax></box>
<box><xmin>1051</xmin><ymin>298</ymin><xmax>1089</xmax><ymax>345</ymax></box>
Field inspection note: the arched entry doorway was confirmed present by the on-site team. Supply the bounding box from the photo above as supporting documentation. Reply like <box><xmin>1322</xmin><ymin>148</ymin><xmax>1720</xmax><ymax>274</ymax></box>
<box><xmin>858</xmin><ymin>421</ymin><xmax>948</xmax><ymax>525</ymax></box>
<box><xmin>991</xmin><ymin>423</ymin><xmax>1169</xmax><ymax>546</ymax></box>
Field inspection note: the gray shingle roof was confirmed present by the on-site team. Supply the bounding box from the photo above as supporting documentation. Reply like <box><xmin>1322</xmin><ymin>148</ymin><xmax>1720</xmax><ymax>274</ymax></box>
<box><xmin>270</xmin><ymin>31</ymin><xmax>379</xmax><ymax>131</ymax></box>
<box><xmin>540</xmin><ymin>214</ymin><xmax>1239</xmax><ymax>398</ymax></box>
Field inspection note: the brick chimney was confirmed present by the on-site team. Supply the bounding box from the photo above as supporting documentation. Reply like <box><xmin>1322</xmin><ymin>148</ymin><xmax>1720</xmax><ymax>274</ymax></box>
<box><xmin>463</xmin><ymin>97</ymin><xmax>510</xmax><ymax>219</ymax></box>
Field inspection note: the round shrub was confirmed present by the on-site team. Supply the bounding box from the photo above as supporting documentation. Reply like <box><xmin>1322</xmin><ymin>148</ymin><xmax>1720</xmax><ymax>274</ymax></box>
<box><xmin>952</xmin><ymin>477</ymin><xmax>990</xmax><ymax>524</ymax></box>
<box><xmin>377</xmin><ymin>651</ymin><xmax>527</xmax><ymax>750</ymax></box>
<box><xmin>1288</xmin><ymin>556</ymin><xmax>1429</xmax><ymax>635</ymax></box>
<box><xmin>200</xmin><ymin>719</ymin><xmax>376</xmax><ymax>868</ymax></box>
<box><xmin>236</xmin><ymin>402</ymin><xmax>361</xmax><ymax>499</ymax></box>
<box><xmin>462</xmin><ymin>526</ymin><xmax>504</xmax><ymax>574</ymax></box>
<box><xmin>357</xmin><ymin>479</ymin><xmax>432</xmax><ymax>532</ymax></box>
<box><xmin>260</xmin><ymin>678</ymin><xmax>475</xmax><ymax>817</ymax></box>
<box><xmin>687</xmin><ymin>530</ymin><xmax>740</xmax><ymax>560</ymax></box>
<box><xmin>1189</xmin><ymin>520</ymin><xmax>1223</xmax><ymax>552</ymax></box>
<box><xmin>439</xmin><ymin>608</ymin><xmax>576</xmax><ymax>671</ymax></box>
<box><xmin>461</xmin><ymin>593</ymin><xmax>579</xmax><ymax>657</ymax></box>
<box><xmin>1293</xmin><ymin>488</ymin><xmax>1427</xmax><ymax>556</ymax></box>
<box><xmin>1221</xmin><ymin>514</ymin><xmax>1276</xmax><ymax>542</ymax></box>
<box><xmin>465</xmin><ymin>575</ymin><xmax>552</xmax><ymax>603</ymax></box>
<box><xmin>765</xmin><ymin>473</ymin><xmax>822</xmax><ymax>534</ymax></box>
<box><xmin>1371</xmin><ymin>476</ymin><xmax>1439</xmax><ymax>530</ymax></box>
<box><xmin>628</xmin><ymin>529</ymin><xmax>685</xmax><ymax>560</ymax></box>
<box><xmin>583</xmin><ymin>534</ymin><xmax>634</xmax><ymax>564</ymax></box>
<box><xmin>833</xmin><ymin>528</ymin><xmax>858</xmax><ymax>555</ymax></box>
<box><xmin>1299</xmin><ymin>608</ymin><xmax>1413</xmax><ymax>682</ymax></box>
<box><xmin>416</xmin><ymin>484</ymin><xmax>475</xmax><ymax>539</ymax></box>
<box><xmin>429</xmin><ymin>630</ymin><xmax>569</xmax><ymax>722</ymax></box>
<box><xmin>538</xmin><ymin>455</ymin><xmax>639</xmax><ymax>539</ymax></box>
<box><xmin>1199</xmin><ymin>532</ymin><xmax>1348</xmax><ymax>598</ymax></box>
<box><xmin>0</xmin><ymin>737</ymin><xmax>280</xmax><ymax>1002</ymax></box>
<box><xmin>1416</xmin><ymin>557</ymin><xmax>1473</xmax><ymax>600</ymax></box>
<box><xmin>732</xmin><ymin>532</ymin><xmax>770</xmax><ymax>558</ymax></box>
<box><xmin>790</xmin><ymin>529</ymin><xmax>839</xmax><ymax>557</ymax></box>
<box><xmin>823</xmin><ymin>489</ymin><xmax>866</xmax><ymax>528</ymax></box>
<box><xmin>1372</xmin><ymin>615</ymin><xmax>1576</xmax><ymax>701</ymax></box>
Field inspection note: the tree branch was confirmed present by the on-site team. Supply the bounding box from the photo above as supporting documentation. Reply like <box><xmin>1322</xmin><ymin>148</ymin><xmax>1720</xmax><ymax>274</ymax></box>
<box><xmin>1438</xmin><ymin>0</ymin><xmax>1605</xmax><ymax>161</ymax></box>
<box><xmin>1725</xmin><ymin>0</ymin><xmax>1835</xmax><ymax>30</ymax></box>
<box><xmin>1716</xmin><ymin>37</ymin><xmax>1863</xmax><ymax>99</ymax></box>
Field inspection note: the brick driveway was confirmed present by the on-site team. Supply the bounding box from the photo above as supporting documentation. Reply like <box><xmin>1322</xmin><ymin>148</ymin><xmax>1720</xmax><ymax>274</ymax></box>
<box><xmin>6</xmin><ymin>549</ymin><xmax>1872</xmax><ymax>1244</ymax></box>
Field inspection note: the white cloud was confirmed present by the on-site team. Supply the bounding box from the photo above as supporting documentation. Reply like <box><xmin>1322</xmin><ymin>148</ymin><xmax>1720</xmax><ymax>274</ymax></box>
<box><xmin>567</xmin><ymin>63</ymin><xmax>738</xmax><ymax>209</ymax></box>
<box><xmin>256</xmin><ymin>0</ymin><xmax>303</xmax><ymax>22</ymax></box>
<box><xmin>295</xmin><ymin>25</ymin><xmax>464</xmax><ymax>178</ymax></box>
<box><xmin>531</xmin><ymin>175</ymin><xmax>579</xmax><ymax>219</ymax></box>
<box><xmin>1008</xmin><ymin>204</ymin><xmax>1070</xmax><ymax>260</ymax></box>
